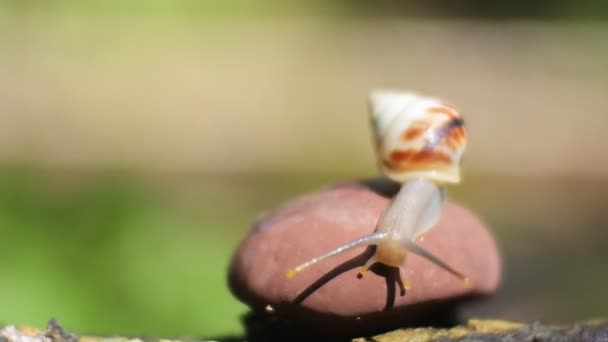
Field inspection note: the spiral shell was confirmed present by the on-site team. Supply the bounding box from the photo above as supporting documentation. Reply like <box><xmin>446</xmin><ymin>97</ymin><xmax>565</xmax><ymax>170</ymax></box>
<box><xmin>369</xmin><ymin>90</ymin><xmax>467</xmax><ymax>184</ymax></box>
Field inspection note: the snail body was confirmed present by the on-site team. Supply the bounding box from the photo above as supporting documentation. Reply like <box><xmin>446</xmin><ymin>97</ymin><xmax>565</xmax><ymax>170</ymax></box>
<box><xmin>286</xmin><ymin>90</ymin><xmax>469</xmax><ymax>287</ymax></box>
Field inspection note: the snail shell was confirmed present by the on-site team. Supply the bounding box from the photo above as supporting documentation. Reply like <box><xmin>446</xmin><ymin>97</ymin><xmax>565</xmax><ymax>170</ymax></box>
<box><xmin>369</xmin><ymin>90</ymin><xmax>467</xmax><ymax>184</ymax></box>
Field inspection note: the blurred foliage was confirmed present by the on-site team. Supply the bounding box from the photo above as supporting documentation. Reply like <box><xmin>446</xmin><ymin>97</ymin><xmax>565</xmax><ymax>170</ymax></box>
<box><xmin>0</xmin><ymin>166</ymin><xmax>248</xmax><ymax>338</ymax></box>
<box><xmin>1</xmin><ymin>0</ymin><xmax>608</xmax><ymax>19</ymax></box>
<box><xmin>347</xmin><ymin>0</ymin><xmax>608</xmax><ymax>19</ymax></box>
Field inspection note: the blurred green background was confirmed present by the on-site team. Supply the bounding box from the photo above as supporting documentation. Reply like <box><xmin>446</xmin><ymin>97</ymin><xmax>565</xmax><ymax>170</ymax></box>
<box><xmin>1</xmin><ymin>0</ymin><xmax>608</xmax><ymax>339</ymax></box>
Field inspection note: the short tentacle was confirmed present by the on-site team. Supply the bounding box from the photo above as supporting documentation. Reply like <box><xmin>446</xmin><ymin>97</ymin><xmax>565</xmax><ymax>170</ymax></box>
<box><xmin>358</xmin><ymin>256</ymin><xmax>378</xmax><ymax>277</ymax></box>
<box><xmin>398</xmin><ymin>266</ymin><xmax>412</xmax><ymax>291</ymax></box>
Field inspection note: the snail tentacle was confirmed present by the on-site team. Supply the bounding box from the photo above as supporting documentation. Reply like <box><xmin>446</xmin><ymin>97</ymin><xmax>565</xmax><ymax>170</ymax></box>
<box><xmin>401</xmin><ymin>239</ymin><xmax>470</xmax><ymax>285</ymax></box>
<box><xmin>358</xmin><ymin>255</ymin><xmax>378</xmax><ymax>277</ymax></box>
<box><xmin>286</xmin><ymin>232</ymin><xmax>388</xmax><ymax>278</ymax></box>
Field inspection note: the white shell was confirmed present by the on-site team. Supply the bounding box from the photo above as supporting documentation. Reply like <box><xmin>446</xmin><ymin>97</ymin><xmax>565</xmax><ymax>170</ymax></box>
<box><xmin>369</xmin><ymin>90</ymin><xmax>467</xmax><ymax>184</ymax></box>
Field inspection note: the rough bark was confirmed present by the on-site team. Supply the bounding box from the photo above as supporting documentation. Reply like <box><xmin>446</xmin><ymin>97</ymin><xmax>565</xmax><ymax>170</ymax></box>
<box><xmin>2</xmin><ymin>318</ymin><xmax>607</xmax><ymax>342</ymax></box>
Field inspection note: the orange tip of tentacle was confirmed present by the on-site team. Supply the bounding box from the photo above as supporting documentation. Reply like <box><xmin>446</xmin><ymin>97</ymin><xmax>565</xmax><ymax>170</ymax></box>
<box><xmin>358</xmin><ymin>267</ymin><xmax>368</xmax><ymax>277</ymax></box>
<box><xmin>404</xmin><ymin>281</ymin><xmax>412</xmax><ymax>290</ymax></box>
<box><xmin>285</xmin><ymin>269</ymin><xmax>296</xmax><ymax>278</ymax></box>
<box><xmin>463</xmin><ymin>277</ymin><xmax>473</xmax><ymax>288</ymax></box>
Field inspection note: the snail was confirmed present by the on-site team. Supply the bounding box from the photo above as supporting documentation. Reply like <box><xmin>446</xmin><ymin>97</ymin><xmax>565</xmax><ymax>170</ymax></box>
<box><xmin>286</xmin><ymin>90</ymin><xmax>470</xmax><ymax>288</ymax></box>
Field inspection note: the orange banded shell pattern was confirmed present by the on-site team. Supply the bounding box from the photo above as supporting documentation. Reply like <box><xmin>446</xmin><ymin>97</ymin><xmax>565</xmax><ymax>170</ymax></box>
<box><xmin>369</xmin><ymin>90</ymin><xmax>467</xmax><ymax>184</ymax></box>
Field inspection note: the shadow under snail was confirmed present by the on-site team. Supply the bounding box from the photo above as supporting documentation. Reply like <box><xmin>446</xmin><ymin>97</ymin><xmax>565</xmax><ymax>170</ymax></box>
<box><xmin>286</xmin><ymin>90</ymin><xmax>471</xmax><ymax>289</ymax></box>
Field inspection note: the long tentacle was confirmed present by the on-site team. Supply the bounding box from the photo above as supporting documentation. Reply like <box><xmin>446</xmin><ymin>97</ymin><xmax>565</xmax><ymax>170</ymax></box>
<box><xmin>286</xmin><ymin>232</ymin><xmax>387</xmax><ymax>278</ymax></box>
<box><xmin>402</xmin><ymin>239</ymin><xmax>471</xmax><ymax>286</ymax></box>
